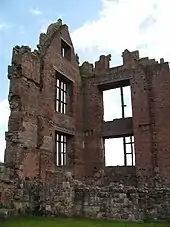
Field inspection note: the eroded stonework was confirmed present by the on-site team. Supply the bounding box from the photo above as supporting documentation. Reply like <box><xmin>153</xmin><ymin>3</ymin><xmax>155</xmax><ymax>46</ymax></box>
<box><xmin>1</xmin><ymin>20</ymin><xmax>170</xmax><ymax>221</ymax></box>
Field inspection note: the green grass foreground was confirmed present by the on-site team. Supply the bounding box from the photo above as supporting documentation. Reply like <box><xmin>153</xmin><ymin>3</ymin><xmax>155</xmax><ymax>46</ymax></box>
<box><xmin>0</xmin><ymin>217</ymin><xmax>169</xmax><ymax>227</ymax></box>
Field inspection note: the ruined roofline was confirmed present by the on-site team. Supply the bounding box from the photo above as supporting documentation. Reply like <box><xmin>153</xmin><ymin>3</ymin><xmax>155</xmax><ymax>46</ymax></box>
<box><xmin>80</xmin><ymin>49</ymin><xmax>169</xmax><ymax>77</ymax></box>
<box><xmin>10</xmin><ymin>19</ymin><xmax>168</xmax><ymax>71</ymax></box>
<box><xmin>80</xmin><ymin>49</ymin><xmax>168</xmax><ymax>68</ymax></box>
<box><xmin>11</xmin><ymin>19</ymin><xmax>68</xmax><ymax>63</ymax></box>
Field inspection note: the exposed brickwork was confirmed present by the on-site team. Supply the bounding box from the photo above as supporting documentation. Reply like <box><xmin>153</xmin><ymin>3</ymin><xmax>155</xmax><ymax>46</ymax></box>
<box><xmin>1</xmin><ymin>20</ymin><xmax>170</xmax><ymax>221</ymax></box>
<box><xmin>5</xmin><ymin>21</ymin><xmax>83</xmax><ymax>180</ymax></box>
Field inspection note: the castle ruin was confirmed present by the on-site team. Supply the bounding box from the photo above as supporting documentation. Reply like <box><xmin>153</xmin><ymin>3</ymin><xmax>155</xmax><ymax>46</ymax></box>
<box><xmin>0</xmin><ymin>20</ymin><xmax>170</xmax><ymax>221</ymax></box>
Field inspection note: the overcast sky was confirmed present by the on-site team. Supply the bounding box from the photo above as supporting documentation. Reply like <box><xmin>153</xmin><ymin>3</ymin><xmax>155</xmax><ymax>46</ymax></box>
<box><xmin>0</xmin><ymin>0</ymin><xmax>170</xmax><ymax>164</ymax></box>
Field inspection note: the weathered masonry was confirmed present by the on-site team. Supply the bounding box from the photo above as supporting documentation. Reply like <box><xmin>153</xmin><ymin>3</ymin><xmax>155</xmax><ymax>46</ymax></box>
<box><xmin>1</xmin><ymin>20</ymin><xmax>170</xmax><ymax>220</ymax></box>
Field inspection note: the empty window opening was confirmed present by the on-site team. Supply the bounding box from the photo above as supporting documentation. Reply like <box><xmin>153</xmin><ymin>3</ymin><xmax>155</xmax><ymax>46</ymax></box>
<box><xmin>61</xmin><ymin>39</ymin><xmax>71</xmax><ymax>61</ymax></box>
<box><xmin>103</xmin><ymin>85</ymin><xmax>132</xmax><ymax>121</ymax></box>
<box><xmin>56</xmin><ymin>78</ymin><xmax>67</xmax><ymax>114</ymax></box>
<box><xmin>105</xmin><ymin>136</ymin><xmax>135</xmax><ymax>166</ymax></box>
<box><xmin>55</xmin><ymin>132</ymin><xmax>67</xmax><ymax>166</ymax></box>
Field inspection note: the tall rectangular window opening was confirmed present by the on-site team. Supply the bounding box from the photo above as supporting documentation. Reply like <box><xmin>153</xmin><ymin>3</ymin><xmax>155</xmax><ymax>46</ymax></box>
<box><xmin>105</xmin><ymin>136</ymin><xmax>135</xmax><ymax>166</ymax></box>
<box><xmin>55</xmin><ymin>132</ymin><xmax>67</xmax><ymax>166</ymax></box>
<box><xmin>56</xmin><ymin>78</ymin><xmax>67</xmax><ymax>114</ymax></box>
<box><xmin>103</xmin><ymin>85</ymin><xmax>132</xmax><ymax>121</ymax></box>
<box><xmin>55</xmin><ymin>72</ymin><xmax>73</xmax><ymax>115</ymax></box>
<box><xmin>61</xmin><ymin>39</ymin><xmax>71</xmax><ymax>61</ymax></box>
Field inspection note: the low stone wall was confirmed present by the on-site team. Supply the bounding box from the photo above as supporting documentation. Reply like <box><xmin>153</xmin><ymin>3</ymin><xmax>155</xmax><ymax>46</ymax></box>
<box><xmin>73</xmin><ymin>184</ymin><xmax>170</xmax><ymax>221</ymax></box>
<box><xmin>0</xmin><ymin>179</ymin><xmax>15</xmax><ymax>208</ymax></box>
<box><xmin>0</xmin><ymin>169</ymin><xmax>170</xmax><ymax>221</ymax></box>
<box><xmin>74</xmin><ymin>184</ymin><xmax>139</xmax><ymax>220</ymax></box>
<box><xmin>23</xmin><ymin>176</ymin><xmax>170</xmax><ymax>221</ymax></box>
<box><xmin>0</xmin><ymin>163</ymin><xmax>15</xmax><ymax>209</ymax></box>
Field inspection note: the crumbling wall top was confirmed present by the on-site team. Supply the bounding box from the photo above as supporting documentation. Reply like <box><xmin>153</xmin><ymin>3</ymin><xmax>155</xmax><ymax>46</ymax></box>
<box><xmin>94</xmin><ymin>54</ymin><xmax>111</xmax><ymax>74</ymax></box>
<box><xmin>11</xmin><ymin>18</ymin><xmax>68</xmax><ymax>65</ymax></box>
<box><xmin>79</xmin><ymin>61</ymin><xmax>94</xmax><ymax>77</ymax></box>
<box><xmin>121</xmin><ymin>49</ymin><xmax>169</xmax><ymax>70</ymax></box>
<box><xmin>11</xmin><ymin>45</ymin><xmax>39</xmax><ymax>65</ymax></box>
<box><xmin>38</xmin><ymin>18</ymin><xmax>68</xmax><ymax>55</ymax></box>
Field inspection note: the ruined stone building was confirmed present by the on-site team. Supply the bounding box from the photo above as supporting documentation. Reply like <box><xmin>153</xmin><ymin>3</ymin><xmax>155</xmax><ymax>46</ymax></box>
<box><xmin>0</xmin><ymin>20</ymin><xmax>170</xmax><ymax>220</ymax></box>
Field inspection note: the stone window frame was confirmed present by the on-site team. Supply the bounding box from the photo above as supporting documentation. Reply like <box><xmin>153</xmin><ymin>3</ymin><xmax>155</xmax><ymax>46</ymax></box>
<box><xmin>56</xmin><ymin>78</ymin><xmax>67</xmax><ymax>114</ymax></box>
<box><xmin>104</xmin><ymin>135</ymin><xmax>135</xmax><ymax>166</ymax></box>
<box><xmin>124</xmin><ymin>135</ymin><xmax>135</xmax><ymax>166</ymax></box>
<box><xmin>55</xmin><ymin>132</ymin><xmax>67</xmax><ymax>166</ymax></box>
<box><xmin>60</xmin><ymin>38</ymin><xmax>71</xmax><ymax>61</ymax></box>
<box><xmin>100</xmin><ymin>79</ymin><xmax>132</xmax><ymax>120</ymax></box>
<box><xmin>55</xmin><ymin>71</ymin><xmax>73</xmax><ymax>115</ymax></box>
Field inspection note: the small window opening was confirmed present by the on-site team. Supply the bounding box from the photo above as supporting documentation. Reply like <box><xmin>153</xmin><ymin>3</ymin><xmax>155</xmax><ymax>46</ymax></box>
<box><xmin>105</xmin><ymin>136</ymin><xmax>135</xmax><ymax>166</ymax></box>
<box><xmin>55</xmin><ymin>132</ymin><xmax>67</xmax><ymax>166</ymax></box>
<box><xmin>103</xmin><ymin>85</ymin><xmax>132</xmax><ymax>121</ymax></box>
<box><xmin>61</xmin><ymin>39</ymin><xmax>71</xmax><ymax>61</ymax></box>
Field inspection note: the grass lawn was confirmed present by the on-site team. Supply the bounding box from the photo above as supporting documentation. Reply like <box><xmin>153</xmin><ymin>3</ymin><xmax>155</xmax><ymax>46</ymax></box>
<box><xmin>0</xmin><ymin>217</ymin><xmax>169</xmax><ymax>227</ymax></box>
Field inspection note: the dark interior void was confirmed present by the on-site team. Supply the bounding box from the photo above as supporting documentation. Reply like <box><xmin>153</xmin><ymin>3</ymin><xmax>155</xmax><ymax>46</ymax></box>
<box><xmin>61</xmin><ymin>39</ymin><xmax>71</xmax><ymax>61</ymax></box>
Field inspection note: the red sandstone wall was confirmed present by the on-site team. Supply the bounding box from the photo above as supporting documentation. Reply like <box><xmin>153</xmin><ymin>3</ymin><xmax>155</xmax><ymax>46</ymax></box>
<box><xmin>82</xmin><ymin>50</ymin><xmax>170</xmax><ymax>186</ymax></box>
<box><xmin>5</xmin><ymin>23</ymin><xmax>83</xmax><ymax>180</ymax></box>
<box><xmin>38</xmin><ymin>24</ymin><xmax>83</xmax><ymax>178</ymax></box>
<box><xmin>5</xmin><ymin>22</ymin><xmax>170</xmax><ymax>186</ymax></box>
<box><xmin>5</xmin><ymin>46</ymin><xmax>40</xmax><ymax>177</ymax></box>
<box><xmin>150</xmin><ymin>63</ymin><xmax>170</xmax><ymax>184</ymax></box>
<box><xmin>82</xmin><ymin>76</ymin><xmax>104</xmax><ymax>176</ymax></box>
